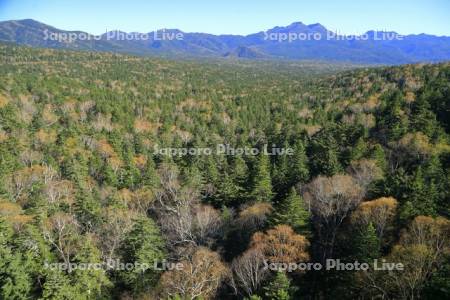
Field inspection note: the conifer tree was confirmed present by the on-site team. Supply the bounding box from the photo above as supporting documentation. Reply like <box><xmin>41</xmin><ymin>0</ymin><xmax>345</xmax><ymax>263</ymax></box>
<box><xmin>270</xmin><ymin>187</ymin><xmax>310</xmax><ymax>236</ymax></box>
<box><xmin>264</xmin><ymin>271</ymin><xmax>293</xmax><ymax>300</ymax></box>
<box><xmin>40</xmin><ymin>270</ymin><xmax>75</xmax><ymax>300</ymax></box>
<box><xmin>119</xmin><ymin>217</ymin><xmax>166</xmax><ymax>293</ymax></box>
<box><xmin>309</xmin><ymin>130</ymin><xmax>342</xmax><ymax>176</ymax></box>
<box><xmin>289</xmin><ymin>140</ymin><xmax>309</xmax><ymax>185</ymax></box>
<box><xmin>407</xmin><ymin>167</ymin><xmax>437</xmax><ymax>217</ymax></box>
<box><xmin>0</xmin><ymin>219</ymin><xmax>32</xmax><ymax>300</ymax></box>
<box><xmin>251</xmin><ymin>154</ymin><xmax>273</xmax><ymax>202</ymax></box>
<box><xmin>71</xmin><ymin>237</ymin><xmax>112</xmax><ymax>298</ymax></box>
<box><xmin>370</xmin><ymin>143</ymin><xmax>387</xmax><ymax>172</ymax></box>
<box><xmin>217</xmin><ymin>171</ymin><xmax>241</xmax><ymax>205</ymax></box>
<box><xmin>354</xmin><ymin>222</ymin><xmax>380</xmax><ymax>262</ymax></box>
<box><xmin>411</xmin><ymin>95</ymin><xmax>439</xmax><ymax>138</ymax></box>
<box><xmin>142</xmin><ymin>156</ymin><xmax>159</xmax><ymax>188</ymax></box>
<box><xmin>378</xmin><ymin>91</ymin><xmax>409</xmax><ymax>141</ymax></box>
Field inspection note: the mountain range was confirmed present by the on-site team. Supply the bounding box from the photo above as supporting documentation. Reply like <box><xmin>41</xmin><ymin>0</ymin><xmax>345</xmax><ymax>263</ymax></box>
<box><xmin>1</xmin><ymin>19</ymin><xmax>450</xmax><ymax>64</ymax></box>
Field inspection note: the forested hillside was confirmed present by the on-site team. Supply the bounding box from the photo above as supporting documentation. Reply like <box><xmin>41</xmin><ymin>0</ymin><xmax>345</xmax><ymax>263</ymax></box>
<box><xmin>0</xmin><ymin>44</ymin><xmax>449</xmax><ymax>299</ymax></box>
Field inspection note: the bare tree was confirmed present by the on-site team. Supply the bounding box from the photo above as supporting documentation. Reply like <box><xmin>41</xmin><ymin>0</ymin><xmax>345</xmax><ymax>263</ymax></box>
<box><xmin>351</xmin><ymin>197</ymin><xmax>398</xmax><ymax>240</ymax></box>
<box><xmin>43</xmin><ymin>179</ymin><xmax>75</xmax><ymax>207</ymax></box>
<box><xmin>231</xmin><ymin>248</ymin><xmax>268</xmax><ymax>296</ymax></box>
<box><xmin>160</xmin><ymin>247</ymin><xmax>228</xmax><ymax>300</ymax></box>
<box><xmin>160</xmin><ymin>203</ymin><xmax>223</xmax><ymax>250</ymax></box>
<box><xmin>193</xmin><ymin>205</ymin><xmax>223</xmax><ymax>247</ymax></box>
<box><xmin>347</xmin><ymin>159</ymin><xmax>383</xmax><ymax>193</ymax></box>
<box><xmin>155</xmin><ymin>163</ymin><xmax>222</xmax><ymax>252</ymax></box>
<box><xmin>7</xmin><ymin>165</ymin><xmax>48</xmax><ymax>201</ymax></box>
<box><xmin>154</xmin><ymin>163</ymin><xmax>197</xmax><ymax>215</ymax></box>
<box><xmin>98</xmin><ymin>207</ymin><xmax>137</xmax><ymax>261</ymax></box>
<box><xmin>303</xmin><ymin>174</ymin><xmax>363</xmax><ymax>260</ymax></box>
<box><xmin>43</xmin><ymin>212</ymin><xmax>80</xmax><ymax>266</ymax></box>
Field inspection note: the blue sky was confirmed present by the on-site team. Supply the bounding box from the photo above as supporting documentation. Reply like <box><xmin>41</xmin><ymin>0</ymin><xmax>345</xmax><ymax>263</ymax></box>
<box><xmin>0</xmin><ymin>0</ymin><xmax>449</xmax><ymax>36</ymax></box>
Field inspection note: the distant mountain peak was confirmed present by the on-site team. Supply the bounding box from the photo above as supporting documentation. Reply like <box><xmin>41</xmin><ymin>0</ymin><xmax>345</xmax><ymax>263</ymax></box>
<box><xmin>307</xmin><ymin>23</ymin><xmax>327</xmax><ymax>31</ymax></box>
<box><xmin>287</xmin><ymin>21</ymin><xmax>306</xmax><ymax>27</ymax></box>
<box><xmin>1</xmin><ymin>19</ymin><xmax>450</xmax><ymax>64</ymax></box>
<box><xmin>223</xmin><ymin>46</ymin><xmax>265</xmax><ymax>59</ymax></box>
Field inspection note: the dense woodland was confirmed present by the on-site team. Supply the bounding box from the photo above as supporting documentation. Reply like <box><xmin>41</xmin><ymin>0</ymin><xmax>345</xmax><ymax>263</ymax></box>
<box><xmin>0</xmin><ymin>44</ymin><xmax>449</xmax><ymax>299</ymax></box>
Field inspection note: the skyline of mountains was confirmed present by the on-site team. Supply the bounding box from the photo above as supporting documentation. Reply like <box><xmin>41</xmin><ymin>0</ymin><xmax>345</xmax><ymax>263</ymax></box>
<box><xmin>1</xmin><ymin>18</ymin><xmax>450</xmax><ymax>64</ymax></box>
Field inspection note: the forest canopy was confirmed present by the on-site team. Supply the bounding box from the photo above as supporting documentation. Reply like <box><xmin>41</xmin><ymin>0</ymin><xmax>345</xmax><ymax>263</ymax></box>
<box><xmin>0</xmin><ymin>44</ymin><xmax>449</xmax><ymax>299</ymax></box>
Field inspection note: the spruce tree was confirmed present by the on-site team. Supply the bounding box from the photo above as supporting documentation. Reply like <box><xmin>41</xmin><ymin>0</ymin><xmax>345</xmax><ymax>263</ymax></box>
<box><xmin>232</xmin><ymin>156</ymin><xmax>249</xmax><ymax>200</ymax></box>
<box><xmin>119</xmin><ymin>217</ymin><xmax>166</xmax><ymax>293</ymax></box>
<box><xmin>408</xmin><ymin>167</ymin><xmax>437</xmax><ymax>217</ymax></box>
<box><xmin>354</xmin><ymin>222</ymin><xmax>380</xmax><ymax>262</ymax></box>
<box><xmin>289</xmin><ymin>139</ymin><xmax>309</xmax><ymax>185</ymax></box>
<box><xmin>40</xmin><ymin>270</ymin><xmax>76</xmax><ymax>300</ymax></box>
<box><xmin>411</xmin><ymin>95</ymin><xmax>438</xmax><ymax>138</ymax></box>
<box><xmin>270</xmin><ymin>187</ymin><xmax>311</xmax><ymax>236</ymax></box>
<box><xmin>309</xmin><ymin>130</ymin><xmax>342</xmax><ymax>176</ymax></box>
<box><xmin>0</xmin><ymin>219</ymin><xmax>32</xmax><ymax>300</ymax></box>
<box><xmin>142</xmin><ymin>156</ymin><xmax>159</xmax><ymax>188</ymax></box>
<box><xmin>251</xmin><ymin>154</ymin><xmax>273</xmax><ymax>202</ymax></box>
<box><xmin>217</xmin><ymin>171</ymin><xmax>241</xmax><ymax>206</ymax></box>
<box><xmin>264</xmin><ymin>271</ymin><xmax>293</xmax><ymax>300</ymax></box>
<box><xmin>379</xmin><ymin>91</ymin><xmax>409</xmax><ymax>141</ymax></box>
<box><xmin>71</xmin><ymin>237</ymin><xmax>111</xmax><ymax>298</ymax></box>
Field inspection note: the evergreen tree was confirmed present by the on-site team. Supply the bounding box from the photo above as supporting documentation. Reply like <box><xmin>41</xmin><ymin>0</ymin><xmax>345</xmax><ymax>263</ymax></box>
<box><xmin>74</xmin><ymin>187</ymin><xmax>102</xmax><ymax>229</ymax></box>
<box><xmin>270</xmin><ymin>187</ymin><xmax>311</xmax><ymax>236</ymax></box>
<box><xmin>353</xmin><ymin>222</ymin><xmax>380</xmax><ymax>262</ymax></box>
<box><xmin>309</xmin><ymin>130</ymin><xmax>342</xmax><ymax>176</ymax></box>
<box><xmin>142</xmin><ymin>156</ymin><xmax>159</xmax><ymax>188</ymax></box>
<box><xmin>264</xmin><ymin>271</ymin><xmax>293</xmax><ymax>300</ymax></box>
<box><xmin>272</xmin><ymin>149</ymin><xmax>289</xmax><ymax>194</ymax></box>
<box><xmin>232</xmin><ymin>156</ymin><xmax>249</xmax><ymax>199</ymax></box>
<box><xmin>71</xmin><ymin>237</ymin><xmax>111</xmax><ymax>298</ymax></box>
<box><xmin>349</xmin><ymin>137</ymin><xmax>367</xmax><ymax>162</ymax></box>
<box><xmin>423</xmin><ymin>255</ymin><xmax>450</xmax><ymax>299</ymax></box>
<box><xmin>370</xmin><ymin>143</ymin><xmax>388</xmax><ymax>172</ymax></box>
<box><xmin>411</xmin><ymin>95</ymin><xmax>439</xmax><ymax>138</ymax></box>
<box><xmin>378</xmin><ymin>91</ymin><xmax>409</xmax><ymax>141</ymax></box>
<box><xmin>120</xmin><ymin>144</ymin><xmax>141</xmax><ymax>189</ymax></box>
<box><xmin>40</xmin><ymin>270</ymin><xmax>76</xmax><ymax>300</ymax></box>
<box><xmin>0</xmin><ymin>219</ymin><xmax>32</xmax><ymax>300</ymax></box>
<box><xmin>100</xmin><ymin>161</ymin><xmax>118</xmax><ymax>187</ymax></box>
<box><xmin>407</xmin><ymin>167</ymin><xmax>437</xmax><ymax>217</ymax></box>
<box><xmin>251</xmin><ymin>154</ymin><xmax>273</xmax><ymax>202</ymax></box>
<box><xmin>119</xmin><ymin>217</ymin><xmax>166</xmax><ymax>293</ymax></box>
<box><xmin>217</xmin><ymin>171</ymin><xmax>241</xmax><ymax>206</ymax></box>
<box><xmin>288</xmin><ymin>139</ymin><xmax>309</xmax><ymax>186</ymax></box>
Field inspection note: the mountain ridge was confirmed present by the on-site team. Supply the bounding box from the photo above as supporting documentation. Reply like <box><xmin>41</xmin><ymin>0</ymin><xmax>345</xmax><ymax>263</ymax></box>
<box><xmin>1</xmin><ymin>19</ymin><xmax>450</xmax><ymax>64</ymax></box>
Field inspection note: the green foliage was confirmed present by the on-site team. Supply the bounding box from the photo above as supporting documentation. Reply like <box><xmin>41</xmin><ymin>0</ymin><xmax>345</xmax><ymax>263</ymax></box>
<box><xmin>0</xmin><ymin>219</ymin><xmax>32</xmax><ymax>300</ymax></box>
<box><xmin>71</xmin><ymin>238</ymin><xmax>112</xmax><ymax>298</ymax></box>
<box><xmin>423</xmin><ymin>255</ymin><xmax>450</xmax><ymax>299</ymax></box>
<box><xmin>119</xmin><ymin>217</ymin><xmax>166</xmax><ymax>293</ymax></box>
<box><xmin>0</xmin><ymin>45</ymin><xmax>449</xmax><ymax>299</ymax></box>
<box><xmin>309</xmin><ymin>129</ymin><xmax>342</xmax><ymax>176</ymax></box>
<box><xmin>270</xmin><ymin>187</ymin><xmax>311</xmax><ymax>236</ymax></box>
<box><xmin>353</xmin><ymin>222</ymin><xmax>380</xmax><ymax>262</ymax></box>
<box><xmin>251</xmin><ymin>154</ymin><xmax>274</xmax><ymax>202</ymax></box>
<box><xmin>377</xmin><ymin>91</ymin><xmax>409</xmax><ymax>141</ymax></box>
<box><xmin>40</xmin><ymin>270</ymin><xmax>76</xmax><ymax>300</ymax></box>
<box><xmin>264</xmin><ymin>271</ymin><xmax>294</xmax><ymax>300</ymax></box>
